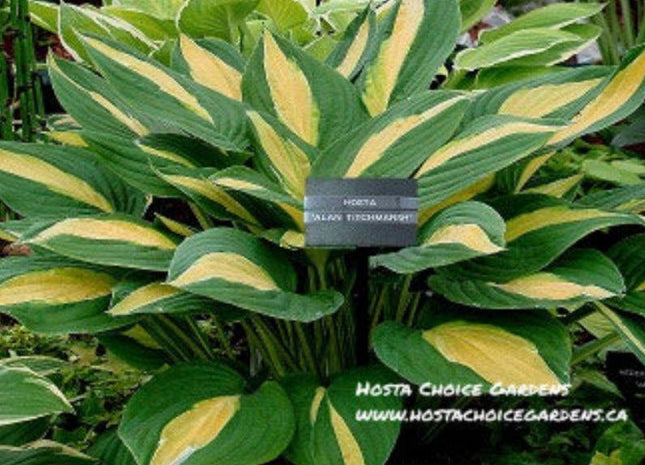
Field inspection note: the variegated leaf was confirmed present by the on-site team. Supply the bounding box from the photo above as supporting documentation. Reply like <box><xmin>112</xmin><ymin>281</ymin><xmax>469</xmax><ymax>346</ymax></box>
<box><xmin>120</xmin><ymin>362</ymin><xmax>294</xmax><ymax>465</ymax></box>
<box><xmin>360</xmin><ymin>0</ymin><xmax>460</xmax><ymax>115</ymax></box>
<box><xmin>326</xmin><ymin>7</ymin><xmax>377</xmax><ymax>80</ymax></box>
<box><xmin>246</xmin><ymin>111</ymin><xmax>318</xmax><ymax>200</ymax></box>
<box><xmin>167</xmin><ymin>228</ymin><xmax>342</xmax><ymax>321</ymax></box>
<box><xmin>479</xmin><ymin>2</ymin><xmax>605</xmax><ymax>43</ymax></box>
<box><xmin>48</xmin><ymin>54</ymin><xmax>150</xmax><ymax>137</ymax></box>
<box><xmin>414</xmin><ymin>116</ymin><xmax>562</xmax><ymax>209</ymax></box>
<box><xmin>431</xmin><ymin>249</ymin><xmax>624</xmax><ymax>309</ymax></box>
<box><xmin>455</xmin><ymin>28</ymin><xmax>582</xmax><ymax>71</ymax></box>
<box><xmin>282</xmin><ymin>366</ymin><xmax>402</xmax><ymax>465</ymax></box>
<box><xmin>0</xmin><ymin>442</ymin><xmax>94</xmax><ymax>465</ymax></box>
<box><xmin>374</xmin><ymin>308</ymin><xmax>570</xmax><ymax>389</ymax></box>
<box><xmin>312</xmin><ymin>91</ymin><xmax>469</xmax><ymax>179</ymax></box>
<box><xmin>174</xmin><ymin>36</ymin><xmax>245</xmax><ymax>101</ymax></box>
<box><xmin>372</xmin><ymin>201</ymin><xmax>505</xmax><ymax>274</ymax></box>
<box><xmin>80</xmin><ymin>35</ymin><xmax>249</xmax><ymax>151</ymax></box>
<box><xmin>549</xmin><ymin>45</ymin><xmax>645</xmax><ymax>146</ymax></box>
<box><xmin>23</xmin><ymin>215</ymin><xmax>178</xmax><ymax>272</ymax></box>
<box><xmin>439</xmin><ymin>195</ymin><xmax>645</xmax><ymax>282</ymax></box>
<box><xmin>59</xmin><ymin>3</ymin><xmax>153</xmax><ymax>63</ymax></box>
<box><xmin>0</xmin><ymin>367</ymin><xmax>72</xmax><ymax>426</ymax></box>
<box><xmin>242</xmin><ymin>30</ymin><xmax>368</xmax><ymax>149</ymax></box>
<box><xmin>0</xmin><ymin>256</ymin><xmax>134</xmax><ymax>334</ymax></box>
<box><xmin>0</xmin><ymin>142</ymin><xmax>143</xmax><ymax>217</ymax></box>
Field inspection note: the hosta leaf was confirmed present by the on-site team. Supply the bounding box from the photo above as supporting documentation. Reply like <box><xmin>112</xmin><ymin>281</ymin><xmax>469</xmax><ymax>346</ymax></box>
<box><xmin>468</xmin><ymin>66</ymin><xmax>610</xmax><ymax>122</ymax></box>
<box><xmin>210</xmin><ymin>166</ymin><xmax>305</xmax><ymax>230</ymax></box>
<box><xmin>256</xmin><ymin>0</ymin><xmax>308</xmax><ymax>32</ymax></box>
<box><xmin>0</xmin><ymin>142</ymin><xmax>141</xmax><ymax>217</ymax></box>
<box><xmin>102</xmin><ymin>7</ymin><xmax>177</xmax><ymax>41</ymax></box>
<box><xmin>578</xmin><ymin>184</ymin><xmax>645</xmax><ymax>214</ymax></box>
<box><xmin>83</xmin><ymin>132</ymin><xmax>234</xmax><ymax>197</ymax></box>
<box><xmin>414</xmin><ymin>116</ymin><xmax>562</xmax><ymax>209</ymax></box>
<box><xmin>0</xmin><ymin>367</ymin><xmax>72</xmax><ymax>426</ymax></box>
<box><xmin>242</xmin><ymin>31</ymin><xmax>368</xmax><ymax>149</ymax></box>
<box><xmin>120</xmin><ymin>362</ymin><xmax>294</xmax><ymax>465</ymax></box>
<box><xmin>23</xmin><ymin>215</ymin><xmax>178</xmax><ymax>272</ymax></box>
<box><xmin>159</xmin><ymin>165</ymin><xmax>304</xmax><ymax>231</ymax></box>
<box><xmin>0</xmin><ymin>356</ymin><xmax>68</xmax><ymax>376</ymax></box>
<box><xmin>459</xmin><ymin>0</ymin><xmax>496</xmax><ymax>32</ymax></box>
<box><xmin>0</xmin><ymin>442</ymin><xmax>94</xmax><ymax>465</ymax></box>
<box><xmin>522</xmin><ymin>173</ymin><xmax>583</xmax><ymax>198</ymax></box>
<box><xmin>178</xmin><ymin>0</ymin><xmax>259</xmax><ymax>42</ymax></box>
<box><xmin>0</xmin><ymin>418</ymin><xmax>50</xmax><ymax>447</ymax></box>
<box><xmin>373</xmin><ymin>309</ymin><xmax>570</xmax><ymax>389</ymax></box>
<box><xmin>99</xmin><ymin>326</ymin><xmax>168</xmax><ymax>371</ymax></box>
<box><xmin>478</xmin><ymin>2</ymin><xmax>605</xmax><ymax>44</ymax></box>
<box><xmin>430</xmin><ymin>249</ymin><xmax>625</xmax><ymax>309</ymax></box>
<box><xmin>502</xmin><ymin>24</ymin><xmax>601</xmax><ymax>68</ymax></box>
<box><xmin>0</xmin><ymin>219</ymin><xmax>54</xmax><ymax>243</ymax></box>
<box><xmin>282</xmin><ymin>366</ymin><xmax>402</xmax><ymax>465</ymax></box>
<box><xmin>48</xmin><ymin>55</ymin><xmax>150</xmax><ymax>137</ymax></box>
<box><xmin>28</xmin><ymin>1</ymin><xmax>58</xmax><ymax>33</ymax></box>
<box><xmin>418</xmin><ymin>175</ymin><xmax>495</xmax><ymax>225</ymax></box>
<box><xmin>174</xmin><ymin>36</ymin><xmax>245</xmax><ymax>101</ymax></box>
<box><xmin>550</xmin><ymin>45</ymin><xmax>645</xmax><ymax>146</ymax></box>
<box><xmin>108</xmin><ymin>280</ymin><xmax>217</xmax><ymax>317</ymax></box>
<box><xmin>0</xmin><ymin>256</ymin><xmax>134</xmax><ymax>334</ymax></box>
<box><xmin>596</xmin><ymin>304</ymin><xmax>645</xmax><ymax>365</ymax></box>
<box><xmin>167</xmin><ymin>228</ymin><xmax>343</xmax><ymax>321</ymax></box>
<box><xmin>372</xmin><ymin>201</ymin><xmax>505</xmax><ymax>274</ymax></box>
<box><xmin>110</xmin><ymin>0</ymin><xmax>185</xmax><ymax>20</ymax></box>
<box><xmin>360</xmin><ymin>0</ymin><xmax>460</xmax><ymax>116</ymax></box>
<box><xmin>455</xmin><ymin>28</ymin><xmax>582</xmax><ymax>71</ymax></box>
<box><xmin>312</xmin><ymin>91</ymin><xmax>469</xmax><ymax>179</ymax></box>
<box><xmin>81</xmin><ymin>35</ymin><xmax>249</xmax><ymax>151</ymax></box>
<box><xmin>440</xmin><ymin>195</ymin><xmax>645</xmax><ymax>282</ymax></box>
<box><xmin>326</xmin><ymin>7</ymin><xmax>377</xmax><ymax>80</ymax></box>
<box><xmin>246</xmin><ymin>111</ymin><xmax>318</xmax><ymax>200</ymax></box>
<box><xmin>607</xmin><ymin>234</ymin><xmax>645</xmax><ymax>317</ymax></box>
<box><xmin>59</xmin><ymin>3</ymin><xmax>152</xmax><ymax>62</ymax></box>
<box><xmin>89</xmin><ymin>429</ymin><xmax>136</xmax><ymax>465</ymax></box>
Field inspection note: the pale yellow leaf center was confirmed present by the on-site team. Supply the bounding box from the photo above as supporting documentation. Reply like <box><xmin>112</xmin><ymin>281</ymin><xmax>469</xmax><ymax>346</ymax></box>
<box><xmin>263</xmin><ymin>33</ymin><xmax>319</xmax><ymax>145</ymax></box>
<box><xmin>0</xmin><ymin>268</ymin><xmax>114</xmax><ymax>306</ymax></box>
<box><xmin>423</xmin><ymin>322</ymin><xmax>561</xmax><ymax>386</ymax></box>
<box><xmin>180</xmin><ymin>35</ymin><xmax>242</xmax><ymax>101</ymax></box>
<box><xmin>109</xmin><ymin>283</ymin><xmax>181</xmax><ymax>316</ymax></box>
<box><xmin>170</xmin><ymin>252</ymin><xmax>278</xmax><ymax>291</ymax></box>
<box><xmin>346</xmin><ymin>97</ymin><xmax>466</xmax><ymax>177</ymax></box>
<box><xmin>424</xmin><ymin>223</ymin><xmax>503</xmax><ymax>254</ymax></box>
<box><xmin>494</xmin><ymin>273</ymin><xmax>614</xmax><ymax>300</ymax></box>
<box><xmin>329</xmin><ymin>401</ymin><xmax>365</xmax><ymax>465</ymax></box>
<box><xmin>362</xmin><ymin>0</ymin><xmax>425</xmax><ymax>116</ymax></box>
<box><xmin>32</xmin><ymin>219</ymin><xmax>177</xmax><ymax>250</ymax></box>
<box><xmin>83</xmin><ymin>36</ymin><xmax>214</xmax><ymax>124</ymax></box>
<box><xmin>150</xmin><ymin>396</ymin><xmax>240</xmax><ymax>465</ymax></box>
<box><xmin>248</xmin><ymin>111</ymin><xmax>311</xmax><ymax>200</ymax></box>
<box><xmin>415</xmin><ymin>122</ymin><xmax>556</xmax><ymax>178</ymax></box>
<box><xmin>0</xmin><ymin>149</ymin><xmax>114</xmax><ymax>213</ymax></box>
<box><xmin>337</xmin><ymin>19</ymin><xmax>370</xmax><ymax>77</ymax></box>
<box><xmin>499</xmin><ymin>79</ymin><xmax>603</xmax><ymax>118</ymax></box>
<box><xmin>504</xmin><ymin>206</ymin><xmax>617</xmax><ymax>242</ymax></box>
<box><xmin>550</xmin><ymin>50</ymin><xmax>645</xmax><ymax>144</ymax></box>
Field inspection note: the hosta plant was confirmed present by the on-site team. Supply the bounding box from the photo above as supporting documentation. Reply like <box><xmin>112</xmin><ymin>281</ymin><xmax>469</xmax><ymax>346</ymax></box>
<box><xmin>28</xmin><ymin>0</ymin><xmax>372</xmax><ymax>62</ymax></box>
<box><xmin>2</xmin><ymin>0</ymin><xmax>645</xmax><ymax>464</ymax></box>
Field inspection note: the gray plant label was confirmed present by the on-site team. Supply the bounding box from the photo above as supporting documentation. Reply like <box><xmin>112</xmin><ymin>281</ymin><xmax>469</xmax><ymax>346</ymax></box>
<box><xmin>304</xmin><ymin>178</ymin><xmax>418</xmax><ymax>248</ymax></box>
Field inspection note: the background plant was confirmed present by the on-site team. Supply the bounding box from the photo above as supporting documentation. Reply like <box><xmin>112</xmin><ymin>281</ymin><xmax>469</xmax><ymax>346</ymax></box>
<box><xmin>1</xmin><ymin>0</ymin><xmax>645</xmax><ymax>464</ymax></box>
